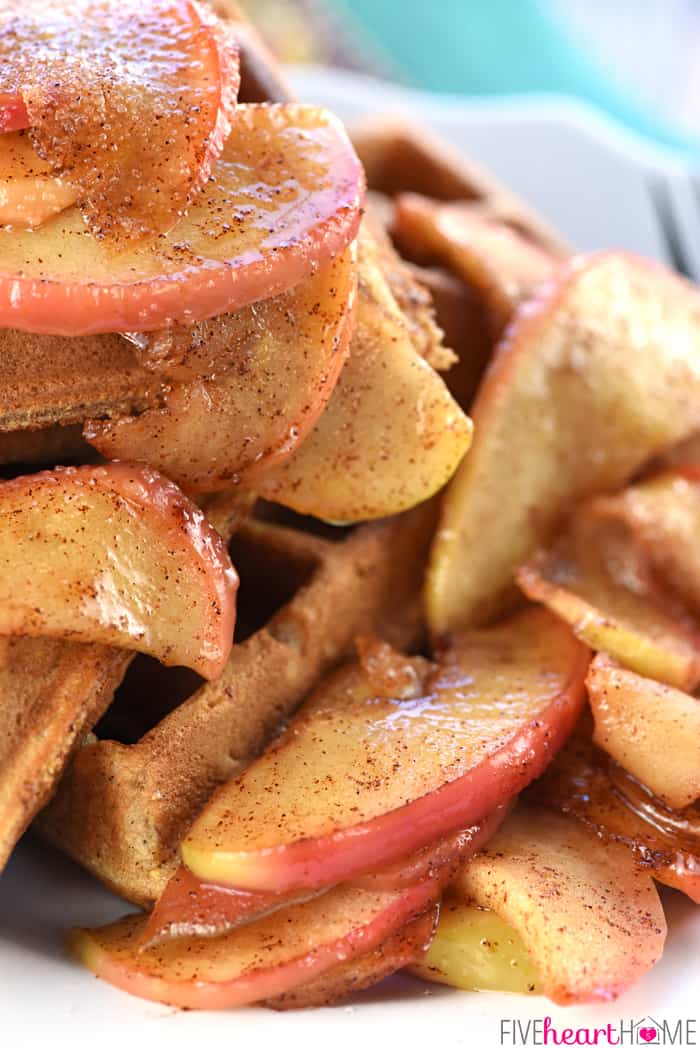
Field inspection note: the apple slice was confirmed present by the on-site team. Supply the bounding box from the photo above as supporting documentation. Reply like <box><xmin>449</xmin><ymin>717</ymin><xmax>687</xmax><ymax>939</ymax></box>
<box><xmin>393</xmin><ymin>192</ymin><xmax>556</xmax><ymax>336</ymax></box>
<box><xmin>0</xmin><ymin>463</ymin><xmax>237</xmax><ymax>677</ymax></box>
<box><xmin>257</xmin><ymin>227</ymin><xmax>472</xmax><ymax>521</ymax></box>
<box><xmin>181</xmin><ymin>608</ymin><xmax>588</xmax><ymax>893</ymax></box>
<box><xmin>0</xmin><ymin>131</ymin><xmax>78</xmax><ymax>229</ymax></box>
<box><xmin>265</xmin><ymin>908</ymin><xmax>438</xmax><ymax>1010</ymax></box>
<box><xmin>427</xmin><ymin>253</ymin><xmax>700</xmax><ymax>635</ymax></box>
<box><xmin>588</xmin><ymin>654</ymin><xmax>700</xmax><ymax>810</ymax></box>
<box><xmin>351</xmin><ymin>807</ymin><xmax>508</xmax><ymax>891</ymax></box>
<box><xmin>410</xmin><ymin>898</ymin><xmax>541</xmax><ymax>995</ymax></box>
<box><xmin>83</xmin><ymin>247</ymin><xmax>357</xmax><ymax>491</ymax></box>
<box><xmin>0</xmin><ymin>0</ymin><xmax>239</xmax><ymax>238</ymax></box>
<box><xmin>142</xmin><ymin>810</ymin><xmax>505</xmax><ymax>947</ymax></box>
<box><xmin>71</xmin><ymin>877</ymin><xmax>439</xmax><ymax>1010</ymax></box>
<box><xmin>530</xmin><ymin>732</ymin><xmax>700</xmax><ymax>903</ymax></box>
<box><xmin>141</xmin><ymin>866</ymin><xmax>318</xmax><ymax>946</ymax></box>
<box><xmin>594</xmin><ymin>467</ymin><xmax>700</xmax><ymax>618</ymax></box>
<box><xmin>451</xmin><ymin>804</ymin><xmax>666</xmax><ymax>1004</ymax></box>
<box><xmin>0</xmin><ymin>103</ymin><xmax>364</xmax><ymax>336</ymax></box>
<box><xmin>516</xmin><ymin>504</ymin><xmax>700</xmax><ymax>689</ymax></box>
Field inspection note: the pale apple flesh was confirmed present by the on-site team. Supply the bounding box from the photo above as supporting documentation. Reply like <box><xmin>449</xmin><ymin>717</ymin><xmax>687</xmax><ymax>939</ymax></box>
<box><xmin>588</xmin><ymin>654</ymin><xmax>700</xmax><ymax>810</ymax></box>
<box><xmin>516</xmin><ymin>503</ymin><xmax>700</xmax><ymax>690</ymax></box>
<box><xmin>0</xmin><ymin>104</ymin><xmax>364</xmax><ymax>336</ymax></box>
<box><xmin>427</xmin><ymin>253</ymin><xmax>700</xmax><ymax>635</ymax></box>
<box><xmin>0</xmin><ymin>131</ymin><xmax>78</xmax><ymax>228</ymax></box>
<box><xmin>256</xmin><ymin>227</ymin><xmax>473</xmax><ymax>522</ymax></box>
<box><xmin>393</xmin><ymin>192</ymin><xmax>556</xmax><ymax>336</ymax></box>
<box><xmin>181</xmin><ymin>608</ymin><xmax>589</xmax><ymax>893</ymax></box>
<box><xmin>529</xmin><ymin>732</ymin><xmax>700</xmax><ymax>903</ymax></box>
<box><xmin>0</xmin><ymin>463</ymin><xmax>237</xmax><ymax>677</ymax></box>
<box><xmin>410</xmin><ymin>899</ymin><xmax>541</xmax><ymax>995</ymax></box>
<box><xmin>452</xmin><ymin>804</ymin><xmax>666</xmax><ymax>1004</ymax></box>
<box><xmin>72</xmin><ymin>876</ymin><xmax>440</xmax><ymax>1010</ymax></box>
<box><xmin>84</xmin><ymin>248</ymin><xmax>357</xmax><ymax>491</ymax></box>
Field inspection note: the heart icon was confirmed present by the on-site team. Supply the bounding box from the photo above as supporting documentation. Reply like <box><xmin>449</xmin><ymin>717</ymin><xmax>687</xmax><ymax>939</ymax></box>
<box><xmin>639</xmin><ymin>1029</ymin><xmax>657</xmax><ymax>1043</ymax></box>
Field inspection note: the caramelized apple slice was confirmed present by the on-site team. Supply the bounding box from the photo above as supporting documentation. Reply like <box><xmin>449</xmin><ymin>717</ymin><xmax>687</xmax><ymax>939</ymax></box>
<box><xmin>181</xmin><ymin>608</ymin><xmax>588</xmax><ymax>893</ymax></box>
<box><xmin>0</xmin><ymin>464</ymin><xmax>237</xmax><ymax>677</ymax></box>
<box><xmin>0</xmin><ymin>0</ymin><xmax>239</xmax><ymax>237</ymax></box>
<box><xmin>516</xmin><ymin>504</ymin><xmax>700</xmax><ymax>689</ymax></box>
<box><xmin>393</xmin><ymin>193</ymin><xmax>556</xmax><ymax>336</ymax></box>
<box><xmin>427</xmin><ymin>254</ymin><xmax>700</xmax><ymax>634</ymax></box>
<box><xmin>257</xmin><ymin>228</ymin><xmax>472</xmax><ymax>521</ymax></box>
<box><xmin>588</xmin><ymin>655</ymin><xmax>700</xmax><ymax>810</ymax></box>
<box><xmin>410</xmin><ymin>899</ymin><xmax>541</xmax><ymax>995</ymax></box>
<box><xmin>143</xmin><ymin>812</ymin><xmax>504</xmax><ymax>947</ymax></box>
<box><xmin>84</xmin><ymin>248</ymin><xmax>357</xmax><ymax>490</ymax></box>
<box><xmin>595</xmin><ymin>467</ymin><xmax>700</xmax><ymax>617</ymax></box>
<box><xmin>0</xmin><ymin>131</ymin><xmax>78</xmax><ymax>228</ymax></box>
<box><xmin>351</xmin><ymin>807</ymin><xmax>507</xmax><ymax>891</ymax></box>
<box><xmin>452</xmin><ymin>804</ymin><xmax>666</xmax><ymax>1004</ymax></box>
<box><xmin>72</xmin><ymin>877</ymin><xmax>439</xmax><ymax>1010</ymax></box>
<box><xmin>530</xmin><ymin>733</ymin><xmax>700</xmax><ymax>903</ymax></box>
<box><xmin>141</xmin><ymin>866</ymin><xmax>316</xmax><ymax>946</ymax></box>
<box><xmin>0</xmin><ymin>104</ymin><xmax>364</xmax><ymax>336</ymax></box>
<box><xmin>265</xmin><ymin>908</ymin><xmax>438</xmax><ymax>1010</ymax></box>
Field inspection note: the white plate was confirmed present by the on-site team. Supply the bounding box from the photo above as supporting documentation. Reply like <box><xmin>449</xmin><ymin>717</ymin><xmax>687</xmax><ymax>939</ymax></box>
<box><xmin>2</xmin><ymin>70</ymin><xmax>699</xmax><ymax>1045</ymax></box>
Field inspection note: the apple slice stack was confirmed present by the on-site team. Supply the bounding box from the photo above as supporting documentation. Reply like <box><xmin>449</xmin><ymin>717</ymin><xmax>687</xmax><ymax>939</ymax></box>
<box><xmin>72</xmin><ymin>608</ymin><xmax>590</xmax><ymax>1007</ymax></box>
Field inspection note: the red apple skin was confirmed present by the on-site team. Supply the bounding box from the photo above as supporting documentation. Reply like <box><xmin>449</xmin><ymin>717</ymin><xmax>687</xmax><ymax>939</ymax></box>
<box><xmin>141</xmin><ymin>867</ymin><xmax>316</xmax><ymax>947</ymax></box>
<box><xmin>72</xmin><ymin>876</ymin><xmax>440</xmax><ymax>1010</ymax></box>
<box><xmin>0</xmin><ymin>93</ymin><xmax>29</xmax><ymax>131</ymax></box>
<box><xmin>142</xmin><ymin>807</ymin><xmax>507</xmax><ymax>947</ymax></box>
<box><xmin>183</xmin><ymin>609</ymin><xmax>589</xmax><ymax>893</ymax></box>
<box><xmin>351</xmin><ymin>805</ymin><xmax>508</xmax><ymax>891</ymax></box>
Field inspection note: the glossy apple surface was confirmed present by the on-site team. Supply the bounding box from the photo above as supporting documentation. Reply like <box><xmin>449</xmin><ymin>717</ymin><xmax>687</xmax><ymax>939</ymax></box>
<box><xmin>84</xmin><ymin>248</ymin><xmax>356</xmax><ymax>490</ymax></box>
<box><xmin>588</xmin><ymin>654</ymin><xmax>700</xmax><ymax>810</ymax></box>
<box><xmin>181</xmin><ymin>608</ymin><xmax>588</xmax><ymax>892</ymax></box>
<box><xmin>72</xmin><ymin>876</ymin><xmax>439</xmax><ymax>1010</ymax></box>
<box><xmin>410</xmin><ymin>898</ymin><xmax>541</xmax><ymax>995</ymax></box>
<box><xmin>530</xmin><ymin>732</ymin><xmax>700</xmax><ymax>903</ymax></box>
<box><xmin>257</xmin><ymin>228</ymin><xmax>472</xmax><ymax>521</ymax></box>
<box><xmin>0</xmin><ymin>463</ymin><xmax>237</xmax><ymax>677</ymax></box>
<box><xmin>0</xmin><ymin>0</ymin><xmax>239</xmax><ymax>237</ymax></box>
<box><xmin>0</xmin><ymin>104</ymin><xmax>364</xmax><ymax>335</ymax></box>
<box><xmin>517</xmin><ymin>503</ymin><xmax>700</xmax><ymax>689</ymax></box>
<box><xmin>427</xmin><ymin>253</ymin><xmax>700</xmax><ymax>635</ymax></box>
<box><xmin>452</xmin><ymin>804</ymin><xmax>666</xmax><ymax>1004</ymax></box>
